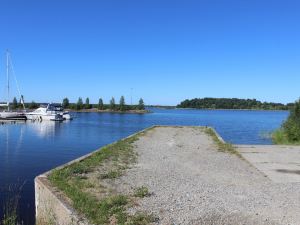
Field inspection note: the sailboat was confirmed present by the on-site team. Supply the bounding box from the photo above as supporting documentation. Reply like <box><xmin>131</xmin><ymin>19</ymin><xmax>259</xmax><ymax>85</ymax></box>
<box><xmin>0</xmin><ymin>51</ymin><xmax>27</xmax><ymax>120</ymax></box>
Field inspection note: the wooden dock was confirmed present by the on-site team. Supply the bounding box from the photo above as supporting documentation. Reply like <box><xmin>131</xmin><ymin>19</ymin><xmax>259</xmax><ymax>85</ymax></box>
<box><xmin>0</xmin><ymin>120</ymin><xmax>26</xmax><ymax>125</ymax></box>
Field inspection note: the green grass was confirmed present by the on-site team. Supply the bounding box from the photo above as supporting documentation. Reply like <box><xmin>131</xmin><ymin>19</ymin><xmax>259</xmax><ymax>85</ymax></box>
<box><xmin>100</xmin><ymin>170</ymin><xmax>122</xmax><ymax>179</ymax></box>
<box><xmin>48</xmin><ymin>132</ymin><xmax>154</xmax><ymax>225</ymax></box>
<box><xmin>272</xmin><ymin>129</ymin><xmax>300</xmax><ymax>145</ymax></box>
<box><xmin>134</xmin><ymin>186</ymin><xmax>150</xmax><ymax>198</ymax></box>
<box><xmin>204</xmin><ymin>127</ymin><xmax>241</xmax><ymax>157</ymax></box>
<box><xmin>127</xmin><ymin>213</ymin><xmax>156</xmax><ymax>225</ymax></box>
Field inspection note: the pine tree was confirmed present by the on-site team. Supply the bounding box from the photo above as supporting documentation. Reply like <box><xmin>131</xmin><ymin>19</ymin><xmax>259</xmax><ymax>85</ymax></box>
<box><xmin>85</xmin><ymin>98</ymin><xmax>91</xmax><ymax>109</ymax></box>
<box><xmin>110</xmin><ymin>97</ymin><xmax>115</xmax><ymax>110</ymax></box>
<box><xmin>138</xmin><ymin>98</ymin><xmax>145</xmax><ymax>110</ymax></box>
<box><xmin>77</xmin><ymin>97</ymin><xmax>83</xmax><ymax>110</ymax></box>
<box><xmin>62</xmin><ymin>98</ymin><xmax>70</xmax><ymax>109</ymax></box>
<box><xmin>119</xmin><ymin>96</ymin><xmax>125</xmax><ymax>111</ymax></box>
<box><xmin>98</xmin><ymin>98</ymin><xmax>104</xmax><ymax>110</ymax></box>
<box><xmin>12</xmin><ymin>97</ymin><xmax>18</xmax><ymax>109</ymax></box>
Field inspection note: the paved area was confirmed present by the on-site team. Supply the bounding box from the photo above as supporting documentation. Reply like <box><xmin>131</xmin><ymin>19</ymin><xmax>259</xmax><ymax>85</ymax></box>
<box><xmin>237</xmin><ymin>145</ymin><xmax>300</xmax><ymax>183</ymax></box>
<box><xmin>115</xmin><ymin>126</ymin><xmax>300</xmax><ymax>225</ymax></box>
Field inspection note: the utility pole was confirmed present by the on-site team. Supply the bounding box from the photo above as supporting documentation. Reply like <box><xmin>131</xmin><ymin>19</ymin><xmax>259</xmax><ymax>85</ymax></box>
<box><xmin>130</xmin><ymin>88</ymin><xmax>133</xmax><ymax>106</ymax></box>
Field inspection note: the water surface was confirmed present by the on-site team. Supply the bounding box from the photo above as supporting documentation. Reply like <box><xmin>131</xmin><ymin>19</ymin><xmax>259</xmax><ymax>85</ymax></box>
<box><xmin>0</xmin><ymin>108</ymin><xmax>289</xmax><ymax>224</ymax></box>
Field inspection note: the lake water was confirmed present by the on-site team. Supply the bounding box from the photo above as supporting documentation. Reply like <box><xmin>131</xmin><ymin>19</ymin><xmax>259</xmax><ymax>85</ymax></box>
<box><xmin>0</xmin><ymin>108</ymin><xmax>289</xmax><ymax>224</ymax></box>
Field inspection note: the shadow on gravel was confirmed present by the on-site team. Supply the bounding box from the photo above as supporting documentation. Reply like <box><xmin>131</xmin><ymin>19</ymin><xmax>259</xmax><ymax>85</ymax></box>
<box><xmin>276</xmin><ymin>169</ymin><xmax>300</xmax><ymax>175</ymax></box>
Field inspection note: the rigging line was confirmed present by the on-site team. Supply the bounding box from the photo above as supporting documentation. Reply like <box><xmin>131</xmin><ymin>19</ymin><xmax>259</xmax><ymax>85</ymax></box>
<box><xmin>8</xmin><ymin>54</ymin><xmax>26</xmax><ymax>110</ymax></box>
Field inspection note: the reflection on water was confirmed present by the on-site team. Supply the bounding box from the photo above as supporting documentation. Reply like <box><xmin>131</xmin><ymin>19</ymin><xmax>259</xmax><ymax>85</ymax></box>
<box><xmin>26</xmin><ymin>121</ymin><xmax>63</xmax><ymax>138</ymax></box>
<box><xmin>0</xmin><ymin>109</ymin><xmax>289</xmax><ymax>224</ymax></box>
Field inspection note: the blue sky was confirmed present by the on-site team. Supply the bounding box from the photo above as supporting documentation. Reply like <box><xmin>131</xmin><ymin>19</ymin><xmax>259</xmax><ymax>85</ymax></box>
<box><xmin>0</xmin><ymin>0</ymin><xmax>299</xmax><ymax>105</ymax></box>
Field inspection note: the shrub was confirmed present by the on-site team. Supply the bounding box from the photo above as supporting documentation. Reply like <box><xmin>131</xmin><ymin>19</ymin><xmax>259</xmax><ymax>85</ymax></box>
<box><xmin>273</xmin><ymin>99</ymin><xmax>300</xmax><ymax>144</ymax></box>
<box><xmin>282</xmin><ymin>99</ymin><xmax>300</xmax><ymax>142</ymax></box>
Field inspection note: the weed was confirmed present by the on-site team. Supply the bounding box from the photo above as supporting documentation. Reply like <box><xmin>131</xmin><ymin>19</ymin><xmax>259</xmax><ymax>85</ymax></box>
<box><xmin>134</xmin><ymin>186</ymin><xmax>150</xmax><ymax>198</ymax></box>
<box><xmin>128</xmin><ymin>212</ymin><xmax>157</xmax><ymax>225</ymax></box>
<box><xmin>100</xmin><ymin>170</ymin><xmax>122</xmax><ymax>179</ymax></box>
<box><xmin>2</xmin><ymin>181</ymin><xmax>25</xmax><ymax>225</ymax></box>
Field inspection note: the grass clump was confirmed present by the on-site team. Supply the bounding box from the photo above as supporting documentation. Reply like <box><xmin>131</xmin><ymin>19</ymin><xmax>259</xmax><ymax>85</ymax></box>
<box><xmin>48</xmin><ymin>132</ymin><xmax>154</xmax><ymax>225</ymax></box>
<box><xmin>128</xmin><ymin>213</ymin><xmax>157</xmax><ymax>225</ymax></box>
<box><xmin>273</xmin><ymin>99</ymin><xmax>300</xmax><ymax>145</ymax></box>
<box><xmin>100</xmin><ymin>170</ymin><xmax>122</xmax><ymax>179</ymax></box>
<box><xmin>134</xmin><ymin>186</ymin><xmax>150</xmax><ymax>198</ymax></box>
<box><xmin>204</xmin><ymin>127</ymin><xmax>241</xmax><ymax>157</ymax></box>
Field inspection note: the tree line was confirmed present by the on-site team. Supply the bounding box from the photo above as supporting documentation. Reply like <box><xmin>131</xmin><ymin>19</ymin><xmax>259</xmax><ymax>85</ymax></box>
<box><xmin>62</xmin><ymin>96</ymin><xmax>145</xmax><ymax>111</ymax></box>
<box><xmin>177</xmin><ymin>97</ymin><xmax>293</xmax><ymax>110</ymax></box>
<box><xmin>0</xmin><ymin>96</ymin><xmax>145</xmax><ymax>111</ymax></box>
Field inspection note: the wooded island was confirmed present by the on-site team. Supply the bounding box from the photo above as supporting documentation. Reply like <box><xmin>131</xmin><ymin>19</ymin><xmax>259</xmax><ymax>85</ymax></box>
<box><xmin>177</xmin><ymin>97</ymin><xmax>293</xmax><ymax>110</ymax></box>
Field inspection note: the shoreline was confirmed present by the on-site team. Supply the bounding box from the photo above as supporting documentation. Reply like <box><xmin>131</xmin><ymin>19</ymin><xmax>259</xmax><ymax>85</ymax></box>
<box><xmin>67</xmin><ymin>108</ymin><xmax>151</xmax><ymax>114</ymax></box>
<box><xmin>175</xmin><ymin>107</ymin><xmax>289</xmax><ymax>111</ymax></box>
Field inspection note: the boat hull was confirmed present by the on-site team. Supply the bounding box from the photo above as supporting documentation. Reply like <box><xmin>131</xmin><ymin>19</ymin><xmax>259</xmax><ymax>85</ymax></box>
<box><xmin>26</xmin><ymin>114</ymin><xmax>63</xmax><ymax>121</ymax></box>
<box><xmin>62</xmin><ymin>112</ymin><xmax>73</xmax><ymax>120</ymax></box>
<box><xmin>0</xmin><ymin>112</ymin><xmax>27</xmax><ymax>120</ymax></box>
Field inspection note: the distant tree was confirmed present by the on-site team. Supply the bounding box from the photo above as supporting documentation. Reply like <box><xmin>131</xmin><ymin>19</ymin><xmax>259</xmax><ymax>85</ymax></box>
<box><xmin>12</xmin><ymin>97</ymin><xmax>18</xmax><ymax>109</ymax></box>
<box><xmin>28</xmin><ymin>101</ymin><xmax>39</xmax><ymax>109</ymax></box>
<box><xmin>98</xmin><ymin>98</ymin><xmax>104</xmax><ymax>110</ymax></box>
<box><xmin>110</xmin><ymin>97</ymin><xmax>115</xmax><ymax>110</ymax></box>
<box><xmin>119</xmin><ymin>96</ymin><xmax>125</xmax><ymax>111</ymax></box>
<box><xmin>62</xmin><ymin>98</ymin><xmax>70</xmax><ymax>109</ymax></box>
<box><xmin>138</xmin><ymin>98</ymin><xmax>145</xmax><ymax>110</ymax></box>
<box><xmin>76</xmin><ymin>97</ymin><xmax>83</xmax><ymax>110</ymax></box>
<box><xmin>85</xmin><ymin>97</ymin><xmax>91</xmax><ymax>109</ymax></box>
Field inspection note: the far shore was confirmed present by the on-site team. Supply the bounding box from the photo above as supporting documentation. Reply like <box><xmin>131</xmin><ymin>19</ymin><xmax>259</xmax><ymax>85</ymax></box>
<box><xmin>67</xmin><ymin>108</ymin><xmax>151</xmax><ymax>114</ymax></box>
<box><xmin>175</xmin><ymin>107</ymin><xmax>289</xmax><ymax>111</ymax></box>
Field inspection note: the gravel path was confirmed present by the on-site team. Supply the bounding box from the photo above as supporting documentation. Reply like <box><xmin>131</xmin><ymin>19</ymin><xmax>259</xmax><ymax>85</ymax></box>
<box><xmin>117</xmin><ymin>126</ymin><xmax>300</xmax><ymax>225</ymax></box>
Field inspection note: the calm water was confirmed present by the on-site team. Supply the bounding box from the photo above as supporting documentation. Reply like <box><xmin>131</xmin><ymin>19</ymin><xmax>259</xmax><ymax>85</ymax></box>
<box><xmin>0</xmin><ymin>108</ymin><xmax>288</xmax><ymax>224</ymax></box>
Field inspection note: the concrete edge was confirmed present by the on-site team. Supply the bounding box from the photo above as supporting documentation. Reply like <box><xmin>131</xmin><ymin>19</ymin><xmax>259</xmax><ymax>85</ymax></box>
<box><xmin>208</xmin><ymin>127</ymin><xmax>226</xmax><ymax>143</ymax></box>
<box><xmin>35</xmin><ymin>125</ymin><xmax>162</xmax><ymax>224</ymax></box>
<box><xmin>34</xmin><ymin>125</ymin><xmax>223</xmax><ymax>224</ymax></box>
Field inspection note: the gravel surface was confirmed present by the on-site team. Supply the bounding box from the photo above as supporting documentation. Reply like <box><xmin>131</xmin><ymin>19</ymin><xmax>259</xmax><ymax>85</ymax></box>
<box><xmin>116</xmin><ymin>126</ymin><xmax>300</xmax><ymax>225</ymax></box>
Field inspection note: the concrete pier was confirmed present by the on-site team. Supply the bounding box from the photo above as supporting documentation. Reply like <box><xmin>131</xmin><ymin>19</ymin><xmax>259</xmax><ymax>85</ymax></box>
<box><xmin>35</xmin><ymin>126</ymin><xmax>300</xmax><ymax>225</ymax></box>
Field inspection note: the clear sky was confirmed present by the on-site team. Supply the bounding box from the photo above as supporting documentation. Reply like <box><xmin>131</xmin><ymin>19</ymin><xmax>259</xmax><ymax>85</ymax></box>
<box><xmin>0</xmin><ymin>0</ymin><xmax>299</xmax><ymax>105</ymax></box>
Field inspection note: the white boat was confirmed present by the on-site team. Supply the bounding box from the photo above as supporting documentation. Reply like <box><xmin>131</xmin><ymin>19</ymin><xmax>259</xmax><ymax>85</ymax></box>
<box><xmin>0</xmin><ymin>51</ymin><xmax>27</xmax><ymax>121</ymax></box>
<box><xmin>0</xmin><ymin>108</ymin><xmax>27</xmax><ymax>120</ymax></box>
<box><xmin>48</xmin><ymin>104</ymin><xmax>73</xmax><ymax>120</ymax></box>
<box><xmin>26</xmin><ymin>104</ymin><xmax>64</xmax><ymax>121</ymax></box>
<box><xmin>61</xmin><ymin>111</ymin><xmax>73</xmax><ymax>120</ymax></box>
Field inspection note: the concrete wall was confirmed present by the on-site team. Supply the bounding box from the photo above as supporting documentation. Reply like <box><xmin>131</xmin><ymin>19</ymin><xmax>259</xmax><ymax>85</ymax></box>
<box><xmin>35</xmin><ymin>175</ymin><xmax>89</xmax><ymax>225</ymax></box>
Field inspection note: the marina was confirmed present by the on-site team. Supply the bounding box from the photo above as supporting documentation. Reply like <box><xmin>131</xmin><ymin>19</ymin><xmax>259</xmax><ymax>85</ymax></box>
<box><xmin>0</xmin><ymin>51</ymin><xmax>72</xmax><ymax>123</ymax></box>
<box><xmin>1</xmin><ymin>1</ymin><xmax>299</xmax><ymax>224</ymax></box>
<box><xmin>0</xmin><ymin>51</ymin><xmax>27</xmax><ymax>121</ymax></box>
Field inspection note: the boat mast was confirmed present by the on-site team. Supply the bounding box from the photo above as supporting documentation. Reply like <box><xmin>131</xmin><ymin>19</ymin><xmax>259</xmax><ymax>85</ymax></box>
<box><xmin>6</xmin><ymin>50</ymin><xmax>10</xmax><ymax>111</ymax></box>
